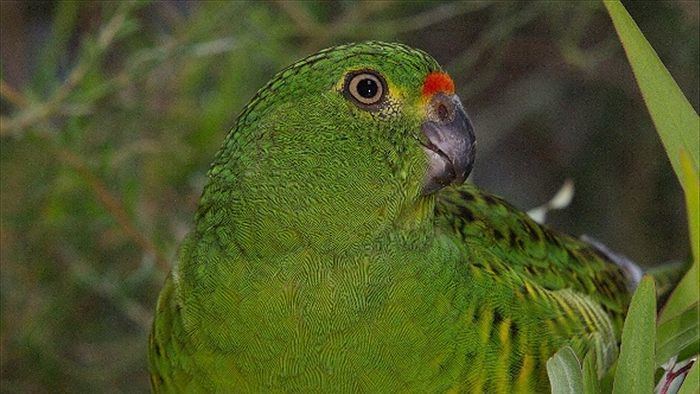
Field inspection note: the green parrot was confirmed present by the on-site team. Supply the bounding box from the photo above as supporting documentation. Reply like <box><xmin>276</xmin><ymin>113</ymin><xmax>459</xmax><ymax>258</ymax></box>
<box><xmin>149</xmin><ymin>41</ymin><xmax>642</xmax><ymax>392</ymax></box>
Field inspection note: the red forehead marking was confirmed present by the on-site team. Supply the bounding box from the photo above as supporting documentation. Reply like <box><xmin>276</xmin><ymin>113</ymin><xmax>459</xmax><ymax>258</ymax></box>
<box><xmin>422</xmin><ymin>72</ymin><xmax>455</xmax><ymax>97</ymax></box>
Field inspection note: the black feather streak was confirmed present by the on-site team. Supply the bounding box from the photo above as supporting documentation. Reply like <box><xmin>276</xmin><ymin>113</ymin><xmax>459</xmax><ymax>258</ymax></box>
<box><xmin>458</xmin><ymin>206</ymin><xmax>475</xmax><ymax>222</ymax></box>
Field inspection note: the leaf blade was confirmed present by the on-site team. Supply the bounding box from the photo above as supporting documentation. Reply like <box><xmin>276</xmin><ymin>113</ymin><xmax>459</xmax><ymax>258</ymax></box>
<box><xmin>582</xmin><ymin>351</ymin><xmax>601</xmax><ymax>394</ymax></box>
<box><xmin>659</xmin><ymin>152</ymin><xmax>700</xmax><ymax>324</ymax></box>
<box><xmin>547</xmin><ymin>346</ymin><xmax>584</xmax><ymax>394</ymax></box>
<box><xmin>677</xmin><ymin>361</ymin><xmax>698</xmax><ymax>394</ymax></box>
<box><xmin>656</xmin><ymin>303</ymin><xmax>699</xmax><ymax>366</ymax></box>
<box><xmin>612</xmin><ymin>276</ymin><xmax>657</xmax><ymax>394</ymax></box>
<box><xmin>603</xmin><ymin>0</ymin><xmax>700</xmax><ymax>181</ymax></box>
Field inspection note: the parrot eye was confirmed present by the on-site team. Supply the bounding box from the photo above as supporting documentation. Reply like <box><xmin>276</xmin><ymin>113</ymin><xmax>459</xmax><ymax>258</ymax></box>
<box><xmin>343</xmin><ymin>70</ymin><xmax>386</xmax><ymax>109</ymax></box>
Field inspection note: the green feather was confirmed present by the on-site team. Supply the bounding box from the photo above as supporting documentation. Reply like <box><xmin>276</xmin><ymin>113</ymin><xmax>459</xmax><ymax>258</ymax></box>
<box><xmin>149</xmin><ymin>42</ymin><xmax>638</xmax><ymax>392</ymax></box>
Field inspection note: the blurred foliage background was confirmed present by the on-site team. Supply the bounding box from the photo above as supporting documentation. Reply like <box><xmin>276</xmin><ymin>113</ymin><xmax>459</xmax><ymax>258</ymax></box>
<box><xmin>0</xmin><ymin>1</ymin><xmax>697</xmax><ymax>391</ymax></box>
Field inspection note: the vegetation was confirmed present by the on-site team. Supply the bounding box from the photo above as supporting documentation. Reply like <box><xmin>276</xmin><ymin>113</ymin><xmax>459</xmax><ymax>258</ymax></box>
<box><xmin>1</xmin><ymin>1</ymin><xmax>697</xmax><ymax>391</ymax></box>
<box><xmin>547</xmin><ymin>2</ymin><xmax>699</xmax><ymax>392</ymax></box>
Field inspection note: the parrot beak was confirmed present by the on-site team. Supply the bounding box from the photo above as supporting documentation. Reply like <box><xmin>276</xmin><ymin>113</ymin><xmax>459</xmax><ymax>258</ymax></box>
<box><xmin>420</xmin><ymin>93</ymin><xmax>476</xmax><ymax>195</ymax></box>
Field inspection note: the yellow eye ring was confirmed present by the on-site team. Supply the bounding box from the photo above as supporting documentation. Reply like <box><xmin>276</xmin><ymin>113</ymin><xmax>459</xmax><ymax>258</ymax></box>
<box><xmin>343</xmin><ymin>70</ymin><xmax>387</xmax><ymax>109</ymax></box>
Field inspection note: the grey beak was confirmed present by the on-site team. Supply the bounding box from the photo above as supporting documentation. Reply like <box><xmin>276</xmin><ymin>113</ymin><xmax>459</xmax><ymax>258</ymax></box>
<box><xmin>421</xmin><ymin>93</ymin><xmax>476</xmax><ymax>194</ymax></box>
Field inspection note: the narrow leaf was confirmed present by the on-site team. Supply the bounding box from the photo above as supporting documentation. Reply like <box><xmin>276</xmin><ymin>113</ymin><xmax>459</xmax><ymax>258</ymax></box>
<box><xmin>612</xmin><ymin>276</ymin><xmax>657</xmax><ymax>394</ymax></box>
<box><xmin>603</xmin><ymin>0</ymin><xmax>700</xmax><ymax>182</ymax></box>
<box><xmin>659</xmin><ymin>152</ymin><xmax>700</xmax><ymax>324</ymax></box>
<box><xmin>678</xmin><ymin>360</ymin><xmax>698</xmax><ymax>394</ymax></box>
<box><xmin>656</xmin><ymin>303</ymin><xmax>699</xmax><ymax>366</ymax></box>
<box><xmin>582</xmin><ymin>351</ymin><xmax>601</xmax><ymax>394</ymax></box>
<box><xmin>547</xmin><ymin>346</ymin><xmax>584</xmax><ymax>394</ymax></box>
<box><xmin>604</xmin><ymin>4</ymin><xmax>699</xmax><ymax>369</ymax></box>
<box><xmin>681</xmin><ymin>150</ymin><xmax>700</xmax><ymax>263</ymax></box>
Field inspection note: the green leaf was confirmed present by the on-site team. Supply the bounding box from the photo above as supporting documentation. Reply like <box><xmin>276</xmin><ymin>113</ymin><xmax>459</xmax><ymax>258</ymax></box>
<box><xmin>678</xmin><ymin>361</ymin><xmax>698</xmax><ymax>394</ymax></box>
<box><xmin>604</xmin><ymin>3</ymin><xmax>699</xmax><ymax>369</ymax></box>
<box><xmin>656</xmin><ymin>302</ymin><xmax>699</xmax><ymax>366</ymax></box>
<box><xmin>681</xmin><ymin>151</ymin><xmax>700</xmax><ymax>265</ymax></box>
<box><xmin>613</xmin><ymin>276</ymin><xmax>657</xmax><ymax>394</ymax></box>
<box><xmin>603</xmin><ymin>0</ymin><xmax>699</xmax><ymax>181</ymax></box>
<box><xmin>659</xmin><ymin>153</ymin><xmax>700</xmax><ymax>324</ymax></box>
<box><xmin>582</xmin><ymin>351</ymin><xmax>601</xmax><ymax>394</ymax></box>
<box><xmin>547</xmin><ymin>346</ymin><xmax>584</xmax><ymax>394</ymax></box>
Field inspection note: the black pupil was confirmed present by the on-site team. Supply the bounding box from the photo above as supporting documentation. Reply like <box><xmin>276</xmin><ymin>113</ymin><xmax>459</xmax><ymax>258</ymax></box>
<box><xmin>356</xmin><ymin>77</ymin><xmax>378</xmax><ymax>99</ymax></box>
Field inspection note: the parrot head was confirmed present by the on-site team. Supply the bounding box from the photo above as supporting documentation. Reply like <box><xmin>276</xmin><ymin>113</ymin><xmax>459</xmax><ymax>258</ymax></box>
<box><xmin>204</xmin><ymin>42</ymin><xmax>475</xmax><ymax>255</ymax></box>
<box><xmin>419</xmin><ymin>71</ymin><xmax>475</xmax><ymax>194</ymax></box>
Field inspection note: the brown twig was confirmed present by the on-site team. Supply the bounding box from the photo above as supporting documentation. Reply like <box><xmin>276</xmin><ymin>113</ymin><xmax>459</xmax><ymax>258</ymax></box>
<box><xmin>273</xmin><ymin>0</ymin><xmax>321</xmax><ymax>38</ymax></box>
<box><xmin>308</xmin><ymin>0</ymin><xmax>392</xmax><ymax>51</ymax></box>
<box><xmin>60</xmin><ymin>248</ymin><xmax>153</xmax><ymax>331</ymax></box>
<box><xmin>448</xmin><ymin>4</ymin><xmax>541</xmax><ymax>75</ymax></box>
<box><xmin>55</xmin><ymin>148</ymin><xmax>170</xmax><ymax>272</ymax></box>
<box><xmin>276</xmin><ymin>0</ymin><xmax>393</xmax><ymax>53</ymax></box>
<box><xmin>376</xmin><ymin>1</ymin><xmax>492</xmax><ymax>35</ymax></box>
<box><xmin>0</xmin><ymin>79</ymin><xmax>29</xmax><ymax>108</ymax></box>
<box><xmin>2</xmin><ymin>2</ymin><xmax>171</xmax><ymax>272</ymax></box>
<box><xmin>0</xmin><ymin>5</ymin><xmax>131</xmax><ymax>136</ymax></box>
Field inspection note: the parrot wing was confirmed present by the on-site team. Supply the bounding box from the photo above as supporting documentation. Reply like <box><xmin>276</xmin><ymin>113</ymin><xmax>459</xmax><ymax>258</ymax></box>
<box><xmin>436</xmin><ymin>183</ymin><xmax>632</xmax><ymax>318</ymax></box>
<box><xmin>435</xmin><ymin>184</ymin><xmax>633</xmax><ymax>383</ymax></box>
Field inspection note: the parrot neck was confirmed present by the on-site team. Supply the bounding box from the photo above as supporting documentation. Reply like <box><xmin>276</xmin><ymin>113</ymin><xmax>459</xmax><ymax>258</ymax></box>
<box><xmin>395</xmin><ymin>195</ymin><xmax>436</xmax><ymax>231</ymax></box>
<box><xmin>192</xmin><ymin>176</ymin><xmax>437</xmax><ymax>261</ymax></box>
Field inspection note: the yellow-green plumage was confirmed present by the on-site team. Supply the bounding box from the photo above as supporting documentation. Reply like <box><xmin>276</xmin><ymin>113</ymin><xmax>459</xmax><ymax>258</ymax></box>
<box><xmin>149</xmin><ymin>42</ymin><xmax>633</xmax><ymax>392</ymax></box>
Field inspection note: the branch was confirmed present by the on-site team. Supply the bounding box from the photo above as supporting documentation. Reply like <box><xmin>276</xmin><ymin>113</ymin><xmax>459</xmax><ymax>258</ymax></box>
<box><xmin>60</xmin><ymin>249</ymin><xmax>153</xmax><ymax>331</ymax></box>
<box><xmin>55</xmin><ymin>148</ymin><xmax>170</xmax><ymax>272</ymax></box>
<box><xmin>0</xmin><ymin>80</ymin><xmax>28</xmax><ymax>108</ymax></box>
<box><xmin>0</xmin><ymin>5</ymin><xmax>132</xmax><ymax>136</ymax></box>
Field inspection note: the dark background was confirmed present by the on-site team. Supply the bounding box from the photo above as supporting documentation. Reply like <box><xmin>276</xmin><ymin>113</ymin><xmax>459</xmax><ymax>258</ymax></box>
<box><xmin>1</xmin><ymin>1</ymin><xmax>698</xmax><ymax>391</ymax></box>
